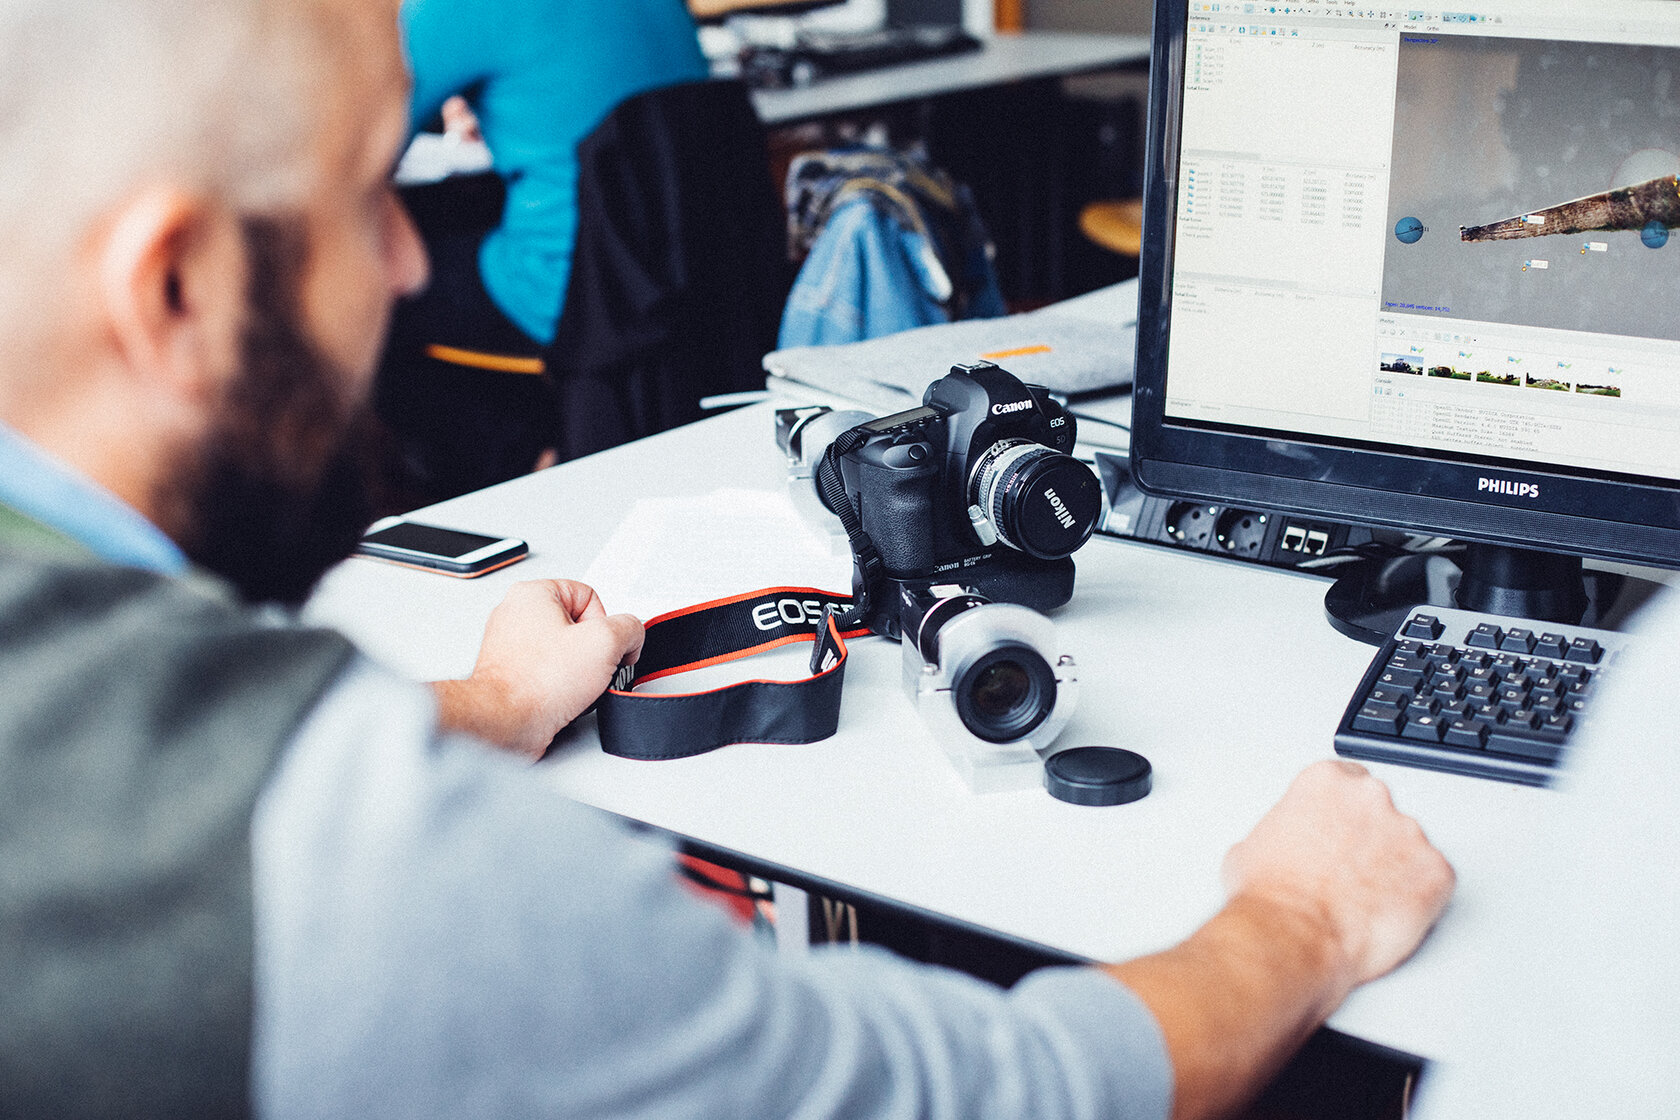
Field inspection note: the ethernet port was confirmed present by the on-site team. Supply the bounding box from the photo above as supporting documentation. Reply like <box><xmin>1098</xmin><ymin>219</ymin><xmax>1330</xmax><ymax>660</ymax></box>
<box><xmin>1279</xmin><ymin>522</ymin><xmax>1332</xmax><ymax>556</ymax></box>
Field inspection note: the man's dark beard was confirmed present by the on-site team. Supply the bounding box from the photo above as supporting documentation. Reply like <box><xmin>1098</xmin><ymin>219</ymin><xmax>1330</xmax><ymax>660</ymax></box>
<box><xmin>179</xmin><ymin>217</ymin><xmax>379</xmax><ymax>607</ymax></box>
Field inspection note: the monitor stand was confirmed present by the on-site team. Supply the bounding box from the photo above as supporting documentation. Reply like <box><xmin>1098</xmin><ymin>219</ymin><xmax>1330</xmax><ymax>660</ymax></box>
<box><xmin>1323</xmin><ymin>542</ymin><xmax>1631</xmax><ymax>645</ymax></box>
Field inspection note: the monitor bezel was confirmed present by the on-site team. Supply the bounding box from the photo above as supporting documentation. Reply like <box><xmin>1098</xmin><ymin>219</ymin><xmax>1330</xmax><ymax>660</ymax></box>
<box><xmin>1130</xmin><ymin>0</ymin><xmax>1680</xmax><ymax>570</ymax></box>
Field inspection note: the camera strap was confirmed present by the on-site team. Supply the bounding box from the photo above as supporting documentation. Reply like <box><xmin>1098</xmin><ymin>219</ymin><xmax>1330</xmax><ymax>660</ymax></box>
<box><xmin>597</xmin><ymin>587</ymin><xmax>873</xmax><ymax>761</ymax></box>
<box><xmin>813</xmin><ymin>428</ymin><xmax>882</xmax><ymax>630</ymax></box>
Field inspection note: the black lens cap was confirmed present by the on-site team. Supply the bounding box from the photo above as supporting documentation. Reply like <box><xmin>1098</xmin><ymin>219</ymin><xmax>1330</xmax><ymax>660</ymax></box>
<box><xmin>1044</xmin><ymin>747</ymin><xmax>1152</xmax><ymax>806</ymax></box>
<box><xmin>1000</xmin><ymin>454</ymin><xmax>1102</xmax><ymax>560</ymax></box>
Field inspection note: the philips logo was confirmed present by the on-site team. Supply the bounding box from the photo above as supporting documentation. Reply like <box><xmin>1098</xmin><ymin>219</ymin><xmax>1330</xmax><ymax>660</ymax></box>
<box><xmin>752</xmin><ymin>598</ymin><xmax>831</xmax><ymax>631</ymax></box>
<box><xmin>991</xmin><ymin>400</ymin><xmax>1034</xmax><ymax>416</ymax></box>
<box><xmin>1045</xmin><ymin>487</ymin><xmax>1076</xmax><ymax>529</ymax></box>
<box><xmin>1478</xmin><ymin>477</ymin><xmax>1541</xmax><ymax>500</ymax></box>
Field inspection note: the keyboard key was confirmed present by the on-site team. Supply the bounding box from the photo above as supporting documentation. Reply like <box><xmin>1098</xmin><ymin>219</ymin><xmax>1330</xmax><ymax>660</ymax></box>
<box><xmin>1404</xmin><ymin>614</ymin><xmax>1444</xmax><ymax>640</ymax></box>
<box><xmin>1368</xmin><ymin>686</ymin><xmax>1411</xmax><ymax>708</ymax></box>
<box><xmin>1566</xmin><ymin>637</ymin><xmax>1604</xmax><ymax>664</ymax></box>
<box><xmin>1500</xmin><ymin>628</ymin><xmax>1537</xmax><ymax>653</ymax></box>
<box><xmin>1486</xmin><ymin>724</ymin><xmax>1566</xmax><ymax>763</ymax></box>
<box><xmin>1353</xmin><ymin>706</ymin><xmax>1405</xmax><ymax>735</ymax></box>
<box><xmin>1534</xmin><ymin>632</ymin><xmax>1569</xmax><ymax>659</ymax></box>
<box><xmin>1444</xmin><ymin>718</ymin><xmax>1489</xmax><ymax>749</ymax></box>
<box><xmin>1405</xmin><ymin>698</ymin><xmax>1442</xmax><ymax>722</ymax></box>
<box><xmin>1401</xmin><ymin>714</ymin><xmax>1446</xmax><ymax>742</ymax></box>
<box><xmin>1467</xmin><ymin>623</ymin><xmax>1503</xmax><ymax>649</ymax></box>
<box><xmin>1465</xmin><ymin>682</ymin><xmax>1498</xmax><ymax>705</ymax></box>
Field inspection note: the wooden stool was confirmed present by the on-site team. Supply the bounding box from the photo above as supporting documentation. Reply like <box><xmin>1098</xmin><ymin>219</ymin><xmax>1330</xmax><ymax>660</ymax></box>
<box><xmin>1078</xmin><ymin>198</ymin><xmax>1144</xmax><ymax>257</ymax></box>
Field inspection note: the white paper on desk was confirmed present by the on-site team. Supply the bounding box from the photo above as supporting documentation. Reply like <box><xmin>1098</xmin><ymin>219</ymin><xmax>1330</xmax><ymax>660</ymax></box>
<box><xmin>763</xmin><ymin>279</ymin><xmax>1139</xmax><ymax>415</ymax></box>
<box><xmin>583</xmin><ymin>489</ymin><xmax>855</xmax><ymax>625</ymax></box>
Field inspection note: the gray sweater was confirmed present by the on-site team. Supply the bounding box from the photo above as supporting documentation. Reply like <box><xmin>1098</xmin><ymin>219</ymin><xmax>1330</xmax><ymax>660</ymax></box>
<box><xmin>0</xmin><ymin>541</ymin><xmax>352</xmax><ymax>1118</ymax></box>
<box><xmin>253</xmin><ymin>660</ymin><xmax>1174</xmax><ymax>1119</ymax></box>
<box><xmin>0</xmin><ymin>522</ymin><xmax>1173</xmax><ymax>1118</ymax></box>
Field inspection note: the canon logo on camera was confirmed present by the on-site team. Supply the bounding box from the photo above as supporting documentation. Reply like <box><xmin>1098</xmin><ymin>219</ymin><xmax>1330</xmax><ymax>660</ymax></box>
<box><xmin>990</xmin><ymin>399</ymin><xmax>1034</xmax><ymax>416</ymax></box>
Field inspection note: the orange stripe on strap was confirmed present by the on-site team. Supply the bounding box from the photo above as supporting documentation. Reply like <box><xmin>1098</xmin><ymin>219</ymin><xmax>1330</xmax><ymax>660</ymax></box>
<box><xmin>425</xmin><ymin>344</ymin><xmax>546</xmax><ymax>375</ymax></box>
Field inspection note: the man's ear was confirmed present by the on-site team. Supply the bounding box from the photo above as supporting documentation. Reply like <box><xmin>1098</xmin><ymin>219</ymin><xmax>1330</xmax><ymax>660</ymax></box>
<box><xmin>95</xmin><ymin>188</ymin><xmax>247</xmax><ymax>411</ymax></box>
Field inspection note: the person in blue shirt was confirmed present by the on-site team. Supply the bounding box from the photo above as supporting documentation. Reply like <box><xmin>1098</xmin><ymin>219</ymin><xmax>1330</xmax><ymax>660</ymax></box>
<box><xmin>376</xmin><ymin>0</ymin><xmax>710</xmax><ymax>504</ymax></box>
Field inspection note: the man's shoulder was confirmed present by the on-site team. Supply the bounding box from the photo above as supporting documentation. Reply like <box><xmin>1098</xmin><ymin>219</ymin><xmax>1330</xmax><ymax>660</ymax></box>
<box><xmin>0</xmin><ymin>544</ymin><xmax>357</xmax><ymax>749</ymax></box>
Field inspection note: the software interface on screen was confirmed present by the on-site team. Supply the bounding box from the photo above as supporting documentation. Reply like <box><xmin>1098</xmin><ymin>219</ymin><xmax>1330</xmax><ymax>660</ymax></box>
<box><xmin>1163</xmin><ymin>1</ymin><xmax>1680</xmax><ymax>486</ymax></box>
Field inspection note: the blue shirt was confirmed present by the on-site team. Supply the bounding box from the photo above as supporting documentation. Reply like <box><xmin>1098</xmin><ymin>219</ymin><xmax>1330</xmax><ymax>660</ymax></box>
<box><xmin>0</xmin><ymin>422</ymin><xmax>185</xmax><ymax>573</ymax></box>
<box><xmin>401</xmin><ymin>0</ymin><xmax>709</xmax><ymax>344</ymax></box>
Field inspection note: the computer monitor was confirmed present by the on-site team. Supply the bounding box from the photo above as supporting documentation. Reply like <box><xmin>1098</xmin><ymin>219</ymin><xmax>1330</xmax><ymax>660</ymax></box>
<box><xmin>688</xmin><ymin>0</ymin><xmax>846</xmax><ymax>22</ymax></box>
<box><xmin>1131</xmin><ymin>0</ymin><xmax>1680</xmax><ymax>637</ymax></box>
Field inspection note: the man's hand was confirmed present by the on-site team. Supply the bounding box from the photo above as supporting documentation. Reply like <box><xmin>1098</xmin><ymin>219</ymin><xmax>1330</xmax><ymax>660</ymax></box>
<box><xmin>1108</xmin><ymin>760</ymin><xmax>1454</xmax><ymax>1120</ymax></box>
<box><xmin>431</xmin><ymin>580</ymin><xmax>644</xmax><ymax>760</ymax></box>
<box><xmin>1223</xmin><ymin>758</ymin><xmax>1455</xmax><ymax>990</ymax></box>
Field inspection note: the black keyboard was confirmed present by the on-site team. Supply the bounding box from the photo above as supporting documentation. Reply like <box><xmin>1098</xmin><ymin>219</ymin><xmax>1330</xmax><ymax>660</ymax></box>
<box><xmin>1334</xmin><ymin>605</ymin><xmax>1628</xmax><ymax>785</ymax></box>
<box><xmin>742</xmin><ymin>26</ymin><xmax>984</xmax><ymax>88</ymax></box>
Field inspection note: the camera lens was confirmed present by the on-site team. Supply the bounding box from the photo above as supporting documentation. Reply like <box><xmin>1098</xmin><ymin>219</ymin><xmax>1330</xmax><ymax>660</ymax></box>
<box><xmin>970</xmin><ymin>440</ymin><xmax>1102</xmax><ymax>560</ymax></box>
<box><xmin>953</xmin><ymin>643</ymin><xmax>1057</xmax><ymax>743</ymax></box>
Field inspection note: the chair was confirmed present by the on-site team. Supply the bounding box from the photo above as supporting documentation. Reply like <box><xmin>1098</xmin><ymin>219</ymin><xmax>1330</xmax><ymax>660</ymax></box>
<box><xmin>377</xmin><ymin>80</ymin><xmax>790</xmax><ymax>507</ymax></box>
<box><xmin>1077</xmin><ymin>197</ymin><xmax>1145</xmax><ymax>259</ymax></box>
<box><xmin>545</xmin><ymin>78</ymin><xmax>792</xmax><ymax>461</ymax></box>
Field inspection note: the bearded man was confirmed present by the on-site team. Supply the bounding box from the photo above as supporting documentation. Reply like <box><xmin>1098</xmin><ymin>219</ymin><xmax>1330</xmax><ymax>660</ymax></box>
<box><xmin>0</xmin><ymin>3</ymin><xmax>1452</xmax><ymax>1118</ymax></box>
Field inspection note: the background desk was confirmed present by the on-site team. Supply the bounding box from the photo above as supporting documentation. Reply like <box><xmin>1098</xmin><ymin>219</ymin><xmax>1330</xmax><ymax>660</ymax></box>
<box><xmin>307</xmin><ymin>402</ymin><xmax>1545</xmax><ymax>1068</ymax></box>
<box><xmin>750</xmin><ymin>31</ymin><xmax>1150</xmax><ymax>125</ymax></box>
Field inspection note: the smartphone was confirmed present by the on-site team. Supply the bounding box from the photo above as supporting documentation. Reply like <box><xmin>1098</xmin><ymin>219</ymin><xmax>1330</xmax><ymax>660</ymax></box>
<box><xmin>354</xmin><ymin>519</ymin><xmax>528</xmax><ymax>578</ymax></box>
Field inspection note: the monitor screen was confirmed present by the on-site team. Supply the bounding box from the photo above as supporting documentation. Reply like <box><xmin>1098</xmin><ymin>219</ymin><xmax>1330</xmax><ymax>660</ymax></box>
<box><xmin>1132</xmin><ymin>0</ymin><xmax>1680</xmax><ymax>614</ymax></box>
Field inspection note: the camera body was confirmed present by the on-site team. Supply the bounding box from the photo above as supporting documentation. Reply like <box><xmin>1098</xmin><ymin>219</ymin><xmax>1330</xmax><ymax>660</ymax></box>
<box><xmin>819</xmin><ymin>363</ymin><xmax>1103</xmax><ymax>637</ymax></box>
<box><xmin>900</xmin><ymin>585</ymin><xmax>1077</xmax><ymax>792</ymax></box>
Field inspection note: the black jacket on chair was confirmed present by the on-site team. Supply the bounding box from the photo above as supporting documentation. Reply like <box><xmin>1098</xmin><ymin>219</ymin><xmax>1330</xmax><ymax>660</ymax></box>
<box><xmin>546</xmin><ymin>79</ymin><xmax>791</xmax><ymax>461</ymax></box>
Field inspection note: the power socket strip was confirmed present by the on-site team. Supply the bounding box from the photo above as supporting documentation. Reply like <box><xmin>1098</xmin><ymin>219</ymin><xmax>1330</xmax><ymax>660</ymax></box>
<box><xmin>1092</xmin><ymin>450</ymin><xmax>1381</xmax><ymax>569</ymax></box>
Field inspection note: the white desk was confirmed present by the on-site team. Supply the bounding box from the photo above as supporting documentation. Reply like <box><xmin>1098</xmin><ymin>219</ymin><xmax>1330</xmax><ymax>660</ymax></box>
<box><xmin>751</xmin><ymin>31</ymin><xmax>1151</xmax><ymax>125</ymax></box>
<box><xmin>307</xmin><ymin>401</ymin><xmax>1554</xmax><ymax>1066</ymax></box>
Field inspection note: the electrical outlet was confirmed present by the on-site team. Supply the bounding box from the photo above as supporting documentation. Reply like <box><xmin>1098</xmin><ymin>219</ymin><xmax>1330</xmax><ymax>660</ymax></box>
<box><xmin>1163</xmin><ymin>502</ymin><xmax>1220</xmax><ymax>549</ymax></box>
<box><xmin>1213</xmin><ymin>508</ymin><xmax>1270</xmax><ymax>558</ymax></box>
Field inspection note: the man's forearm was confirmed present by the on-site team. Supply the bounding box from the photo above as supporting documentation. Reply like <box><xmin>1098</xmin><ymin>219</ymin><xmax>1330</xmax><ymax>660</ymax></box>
<box><xmin>430</xmin><ymin>677</ymin><xmax>536</xmax><ymax>756</ymax></box>
<box><xmin>1106</xmin><ymin>892</ymin><xmax>1356</xmax><ymax>1120</ymax></box>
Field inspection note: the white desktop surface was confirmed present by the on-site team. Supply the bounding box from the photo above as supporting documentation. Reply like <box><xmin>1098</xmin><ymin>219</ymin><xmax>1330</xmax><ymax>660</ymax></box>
<box><xmin>751</xmin><ymin>31</ymin><xmax>1151</xmax><ymax>125</ymax></box>
<box><xmin>307</xmin><ymin>402</ymin><xmax>1552</xmax><ymax>1064</ymax></box>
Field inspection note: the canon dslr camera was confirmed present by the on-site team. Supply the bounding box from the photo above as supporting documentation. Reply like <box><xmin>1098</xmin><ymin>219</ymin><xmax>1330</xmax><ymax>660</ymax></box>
<box><xmin>814</xmin><ymin>362</ymin><xmax>1103</xmax><ymax>637</ymax></box>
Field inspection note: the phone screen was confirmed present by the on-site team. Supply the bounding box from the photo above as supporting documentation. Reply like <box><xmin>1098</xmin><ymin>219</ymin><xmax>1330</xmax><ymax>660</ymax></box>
<box><xmin>360</xmin><ymin>522</ymin><xmax>501</xmax><ymax>558</ymax></box>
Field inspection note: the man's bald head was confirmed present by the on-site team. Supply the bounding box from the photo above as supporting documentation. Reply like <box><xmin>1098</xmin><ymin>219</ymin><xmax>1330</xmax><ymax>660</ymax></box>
<box><xmin>0</xmin><ymin>0</ymin><xmax>396</xmax><ymax>261</ymax></box>
<box><xmin>0</xmin><ymin>0</ymin><xmax>424</xmax><ymax>602</ymax></box>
